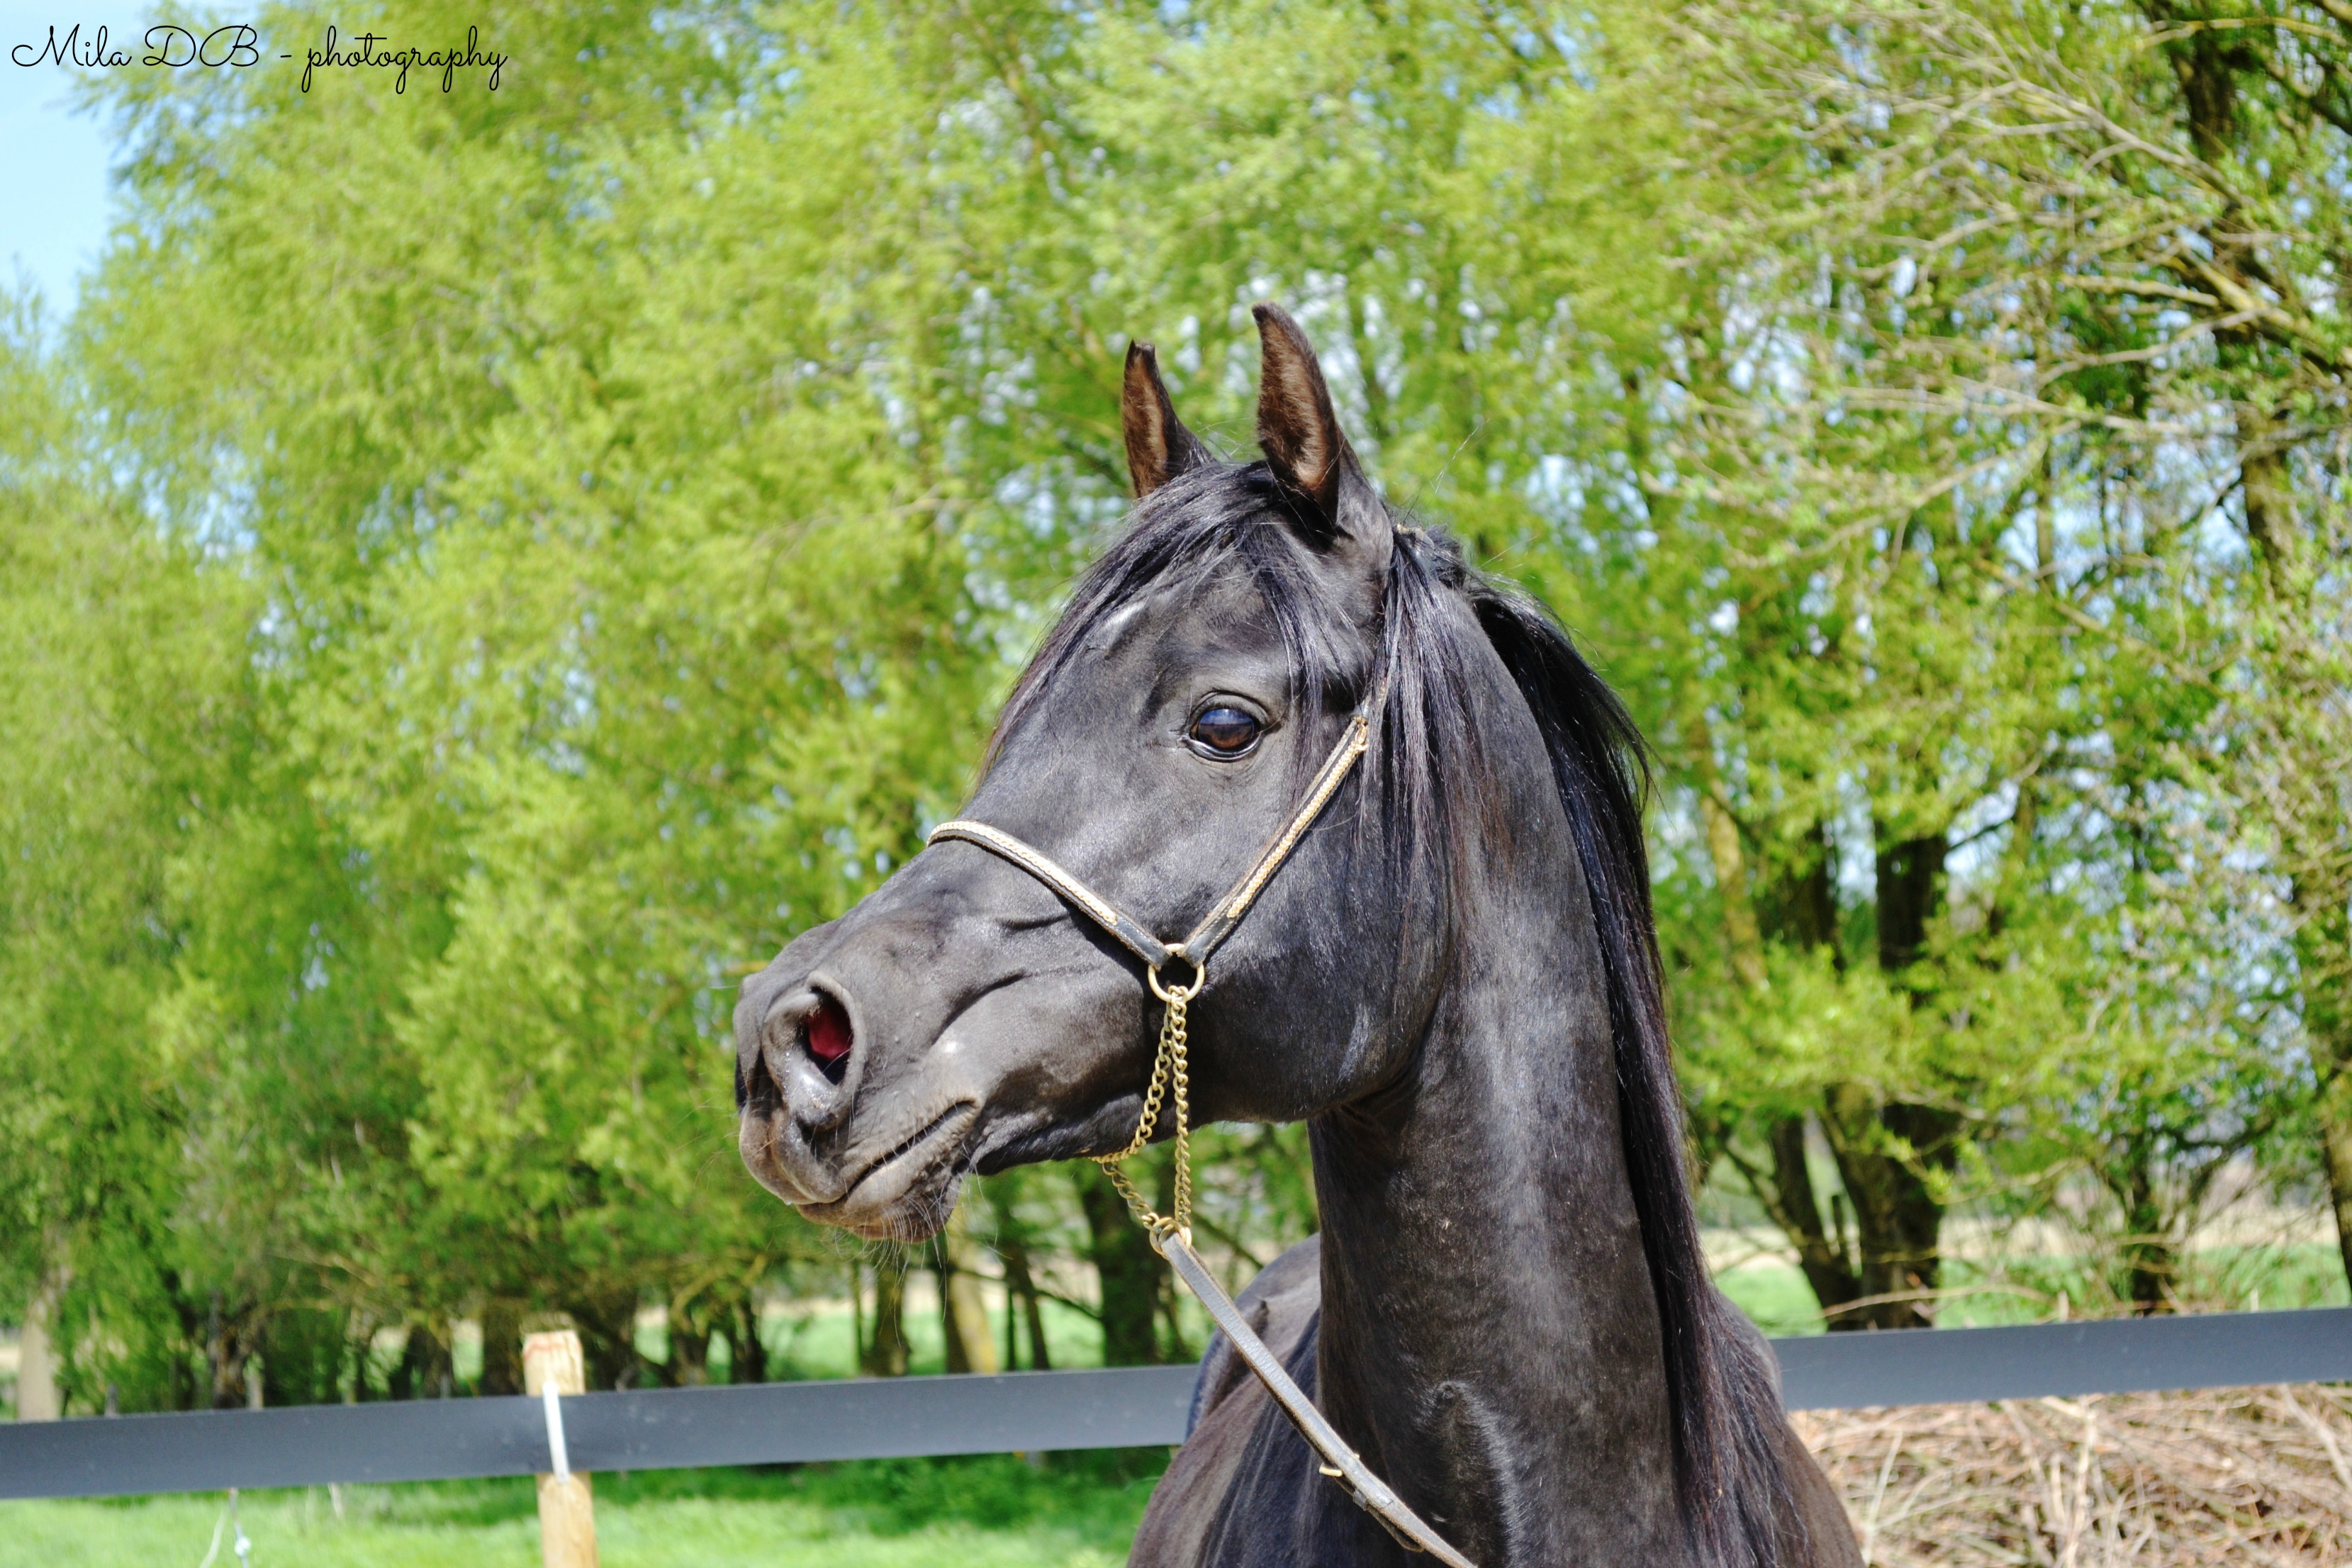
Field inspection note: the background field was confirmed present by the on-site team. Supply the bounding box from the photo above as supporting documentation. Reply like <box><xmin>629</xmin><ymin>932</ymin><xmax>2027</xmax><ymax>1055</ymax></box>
<box><xmin>0</xmin><ymin>1453</ymin><xmax>1166</xmax><ymax>1568</ymax></box>
<box><xmin>20</xmin><ymin>1381</ymin><xmax>2352</xmax><ymax>1567</ymax></box>
<box><xmin>10</xmin><ymin>1236</ymin><xmax>2349</xmax><ymax>1564</ymax></box>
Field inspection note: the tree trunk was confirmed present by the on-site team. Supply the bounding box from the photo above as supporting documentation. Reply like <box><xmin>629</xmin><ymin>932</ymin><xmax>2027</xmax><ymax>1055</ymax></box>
<box><xmin>2311</xmin><ymin>915</ymin><xmax>2352</xmax><ymax>1293</ymax></box>
<box><xmin>2294</xmin><ymin>869</ymin><xmax>2352</xmax><ymax>1294</ymax></box>
<box><xmin>479</xmin><ymin>1297</ymin><xmax>525</xmax><ymax>1396</ymax></box>
<box><xmin>1875</xmin><ymin>836</ymin><xmax>1942</xmax><ymax>982</ymax></box>
<box><xmin>205</xmin><ymin>1291</ymin><xmax>228</xmax><ymax>1408</ymax></box>
<box><xmin>2236</xmin><ymin>405</ymin><xmax>2352</xmax><ymax>1301</ymax></box>
<box><xmin>1156</xmin><ymin>1267</ymin><xmax>1194</xmax><ymax>1363</ymax></box>
<box><xmin>939</xmin><ymin>1204</ymin><xmax>999</xmax><ymax>1375</ymax></box>
<box><xmin>2117</xmin><ymin>1155</ymin><xmax>2175</xmax><ymax>1314</ymax></box>
<box><xmin>862</xmin><ymin>1256</ymin><xmax>909</xmax><ymax>1377</ymax></box>
<box><xmin>1722</xmin><ymin>818</ymin><xmax>1871</xmax><ymax>1328</ymax></box>
<box><xmin>847</xmin><ymin>1259</ymin><xmax>864</xmax><ymax>1373</ymax></box>
<box><xmin>666</xmin><ymin>1300</ymin><xmax>712</xmax><ymax>1387</ymax></box>
<box><xmin>727</xmin><ymin>1295</ymin><xmax>768</xmax><ymax>1384</ymax></box>
<box><xmin>1701</xmin><ymin>789</ymin><xmax>1765</xmax><ymax>990</ymax></box>
<box><xmin>388</xmin><ymin>1321</ymin><xmax>454</xmax><ymax>1400</ymax></box>
<box><xmin>2317</xmin><ymin>1073</ymin><xmax>2352</xmax><ymax>1297</ymax></box>
<box><xmin>999</xmin><ymin>1228</ymin><xmax>1052</xmax><ymax>1371</ymax></box>
<box><xmin>569</xmin><ymin>1289</ymin><xmax>642</xmax><ymax>1391</ymax></box>
<box><xmin>1822</xmin><ymin>1086</ymin><xmax>1956</xmax><ymax>1329</ymax></box>
<box><xmin>1882</xmin><ymin>1102</ymin><xmax>1959</xmax><ymax>1317</ymax></box>
<box><xmin>206</xmin><ymin>1292</ymin><xmax>266</xmax><ymax>1409</ymax></box>
<box><xmin>1807</xmin><ymin>831</ymin><xmax>1957</xmax><ymax>1330</ymax></box>
<box><xmin>1080</xmin><ymin>1165</ymin><xmax>1163</xmax><ymax>1365</ymax></box>
<box><xmin>1765</xmin><ymin>1116</ymin><xmax>1865</xmax><ymax>1324</ymax></box>
<box><xmin>935</xmin><ymin>1262</ymin><xmax>973</xmax><ymax>1374</ymax></box>
<box><xmin>258</xmin><ymin>1305</ymin><xmax>350</xmax><ymax>1406</ymax></box>
<box><xmin>348</xmin><ymin>1317</ymin><xmax>379</xmax><ymax>1402</ymax></box>
<box><xmin>1761</xmin><ymin>836</ymin><xmax>1841</xmax><ymax>960</ymax></box>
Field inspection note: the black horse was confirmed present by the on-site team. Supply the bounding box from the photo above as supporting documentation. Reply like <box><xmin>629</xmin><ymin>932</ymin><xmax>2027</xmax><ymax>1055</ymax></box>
<box><xmin>736</xmin><ymin>306</ymin><xmax>1860</xmax><ymax>1567</ymax></box>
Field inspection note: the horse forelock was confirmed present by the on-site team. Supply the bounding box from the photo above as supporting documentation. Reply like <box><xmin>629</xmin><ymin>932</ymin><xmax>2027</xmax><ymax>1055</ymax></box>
<box><xmin>987</xmin><ymin>462</ymin><xmax>1373</xmax><ymax>789</ymax></box>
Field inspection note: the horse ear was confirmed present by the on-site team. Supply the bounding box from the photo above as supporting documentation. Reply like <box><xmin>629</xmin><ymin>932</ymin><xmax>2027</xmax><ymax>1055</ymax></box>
<box><xmin>1252</xmin><ymin>304</ymin><xmax>1387</xmax><ymax>562</ymax></box>
<box><xmin>1122</xmin><ymin>341</ymin><xmax>1212</xmax><ymax>498</ymax></box>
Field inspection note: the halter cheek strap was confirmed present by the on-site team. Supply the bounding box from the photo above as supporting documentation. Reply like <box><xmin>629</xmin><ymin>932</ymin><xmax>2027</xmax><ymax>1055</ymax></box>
<box><xmin>929</xmin><ymin>696</ymin><xmax>1374</xmax><ymax>987</ymax></box>
<box><xmin>927</xmin><ymin>700</ymin><xmax>1372</xmax><ymax>1241</ymax></box>
<box><xmin>923</xmin><ymin>695</ymin><xmax>1482</xmax><ymax>1568</ymax></box>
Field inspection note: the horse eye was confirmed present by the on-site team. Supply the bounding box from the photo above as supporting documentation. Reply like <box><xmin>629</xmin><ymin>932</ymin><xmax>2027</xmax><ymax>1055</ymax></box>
<box><xmin>1191</xmin><ymin>706</ymin><xmax>1262</xmax><ymax>755</ymax></box>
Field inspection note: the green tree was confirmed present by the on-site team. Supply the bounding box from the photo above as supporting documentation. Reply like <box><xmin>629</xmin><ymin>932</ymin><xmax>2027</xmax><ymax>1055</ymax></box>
<box><xmin>13</xmin><ymin>0</ymin><xmax>2345</xmax><ymax>1404</ymax></box>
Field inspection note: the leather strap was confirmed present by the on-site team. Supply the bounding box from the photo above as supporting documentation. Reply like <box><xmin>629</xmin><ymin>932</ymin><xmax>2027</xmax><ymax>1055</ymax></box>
<box><xmin>919</xmin><ymin>819</ymin><xmax>1178</xmax><ymax>971</ymax></box>
<box><xmin>1163</xmin><ymin>1233</ymin><xmax>1476</xmax><ymax>1567</ymax></box>
<box><xmin>928</xmin><ymin>698</ymin><xmax>1372</xmax><ymax>980</ymax></box>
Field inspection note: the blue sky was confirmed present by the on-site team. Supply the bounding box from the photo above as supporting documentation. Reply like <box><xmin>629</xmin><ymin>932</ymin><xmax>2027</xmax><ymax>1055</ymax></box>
<box><xmin>3</xmin><ymin>2</ymin><xmax>150</xmax><ymax>311</ymax></box>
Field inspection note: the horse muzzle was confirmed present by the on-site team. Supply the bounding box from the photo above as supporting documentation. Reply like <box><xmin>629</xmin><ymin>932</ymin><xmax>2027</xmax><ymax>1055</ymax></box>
<box><xmin>732</xmin><ymin>849</ymin><xmax>1169</xmax><ymax>1238</ymax></box>
<box><xmin>734</xmin><ymin>939</ymin><xmax>998</xmax><ymax>1240</ymax></box>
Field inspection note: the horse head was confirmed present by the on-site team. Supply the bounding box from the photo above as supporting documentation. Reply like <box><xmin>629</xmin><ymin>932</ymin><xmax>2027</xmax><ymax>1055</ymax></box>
<box><xmin>734</xmin><ymin>305</ymin><xmax>1430</xmax><ymax>1242</ymax></box>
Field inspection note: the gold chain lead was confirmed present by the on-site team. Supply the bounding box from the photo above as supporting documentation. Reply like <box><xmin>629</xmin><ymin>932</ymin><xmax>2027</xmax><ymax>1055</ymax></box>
<box><xmin>1094</xmin><ymin>956</ymin><xmax>1199</xmax><ymax>1243</ymax></box>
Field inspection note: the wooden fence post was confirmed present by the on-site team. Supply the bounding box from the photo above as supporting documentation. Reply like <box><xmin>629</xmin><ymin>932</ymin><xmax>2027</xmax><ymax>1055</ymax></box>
<box><xmin>522</xmin><ymin>1331</ymin><xmax>598</xmax><ymax>1568</ymax></box>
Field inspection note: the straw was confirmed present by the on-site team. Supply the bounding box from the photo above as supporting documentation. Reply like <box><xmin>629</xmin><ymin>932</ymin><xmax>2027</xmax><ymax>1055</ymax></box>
<box><xmin>1796</xmin><ymin>1384</ymin><xmax>2352</xmax><ymax>1565</ymax></box>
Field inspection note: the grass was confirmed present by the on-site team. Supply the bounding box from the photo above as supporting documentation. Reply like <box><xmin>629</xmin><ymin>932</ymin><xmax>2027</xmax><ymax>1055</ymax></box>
<box><xmin>0</xmin><ymin>1451</ymin><xmax>1169</xmax><ymax>1568</ymax></box>
<box><xmin>1713</xmin><ymin>1241</ymin><xmax>2352</xmax><ymax>1336</ymax></box>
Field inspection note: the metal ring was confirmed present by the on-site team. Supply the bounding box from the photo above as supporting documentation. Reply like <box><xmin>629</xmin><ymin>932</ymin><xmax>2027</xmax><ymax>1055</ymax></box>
<box><xmin>1147</xmin><ymin>948</ymin><xmax>1205</xmax><ymax>1002</ymax></box>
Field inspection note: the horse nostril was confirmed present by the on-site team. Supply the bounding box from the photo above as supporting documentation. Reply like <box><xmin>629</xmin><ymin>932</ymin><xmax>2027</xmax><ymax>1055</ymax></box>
<box><xmin>805</xmin><ymin>994</ymin><xmax>853</xmax><ymax>1083</ymax></box>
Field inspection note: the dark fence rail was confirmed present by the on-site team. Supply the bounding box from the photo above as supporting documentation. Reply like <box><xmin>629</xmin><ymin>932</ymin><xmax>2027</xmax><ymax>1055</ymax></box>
<box><xmin>6</xmin><ymin>1306</ymin><xmax>2350</xmax><ymax>1502</ymax></box>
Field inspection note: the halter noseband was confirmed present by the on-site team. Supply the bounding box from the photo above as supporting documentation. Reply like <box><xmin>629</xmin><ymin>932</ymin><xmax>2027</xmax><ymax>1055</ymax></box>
<box><xmin>927</xmin><ymin>694</ymin><xmax>1372</xmax><ymax>1240</ymax></box>
<box><xmin>931</xmin><ymin>693</ymin><xmax>1372</xmax><ymax>1004</ymax></box>
<box><xmin>923</xmin><ymin>690</ymin><xmax>1482</xmax><ymax>1567</ymax></box>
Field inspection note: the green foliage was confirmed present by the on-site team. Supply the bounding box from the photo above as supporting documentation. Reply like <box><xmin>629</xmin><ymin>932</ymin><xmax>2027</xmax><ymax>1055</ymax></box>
<box><xmin>4</xmin><ymin>0</ymin><xmax>2348</xmax><ymax>1419</ymax></box>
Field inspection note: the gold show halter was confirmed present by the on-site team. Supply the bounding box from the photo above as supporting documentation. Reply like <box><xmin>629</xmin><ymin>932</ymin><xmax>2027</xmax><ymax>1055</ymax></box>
<box><xmin>926</xmin><ymin>692</ymin><xmax>1479</xmax><ymax>1568</ymax></box>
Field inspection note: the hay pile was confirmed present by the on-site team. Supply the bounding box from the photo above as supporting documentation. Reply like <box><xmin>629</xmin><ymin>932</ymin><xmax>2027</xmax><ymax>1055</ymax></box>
<box><xmin>1796</xmin><ymin>1386</ymin><xmax>2352</xmax><ymax>1565</ymax></box>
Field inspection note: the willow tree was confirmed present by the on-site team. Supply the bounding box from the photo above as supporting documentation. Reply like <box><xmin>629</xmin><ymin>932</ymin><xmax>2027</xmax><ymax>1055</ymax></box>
<box><xmin>1644</xmin><ymin>0</ymin><xmax>2345</xmax><ymax>1311</ymax></box>
<box><xmin>0</xmin><ymin>302</ymin><xmax>286</xmax><ymax>1409</ymax></box>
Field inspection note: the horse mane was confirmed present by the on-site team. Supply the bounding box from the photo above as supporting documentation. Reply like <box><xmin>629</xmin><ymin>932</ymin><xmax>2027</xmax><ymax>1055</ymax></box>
<box><xmin>1455</xmin><ymin>564</ymin><xmax>1801</xmax><ymax>1568</ymax></box>
<box><xmin>1375</xmin><ymin>522</ymin><xmax>1797</xmax><ymax>1568</ymax></box>
<box><xmin>995</xmin><ymin>464</ymin><xmax>1796</xmax><ymax>1567</ymax></box>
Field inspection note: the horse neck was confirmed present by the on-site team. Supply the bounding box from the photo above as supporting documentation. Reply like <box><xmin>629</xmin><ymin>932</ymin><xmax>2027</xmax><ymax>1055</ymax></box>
<box><xmin>1306</xmin><ymin>844</ymin><xmax>1686</xmax><ymax>1563</ymax></box>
